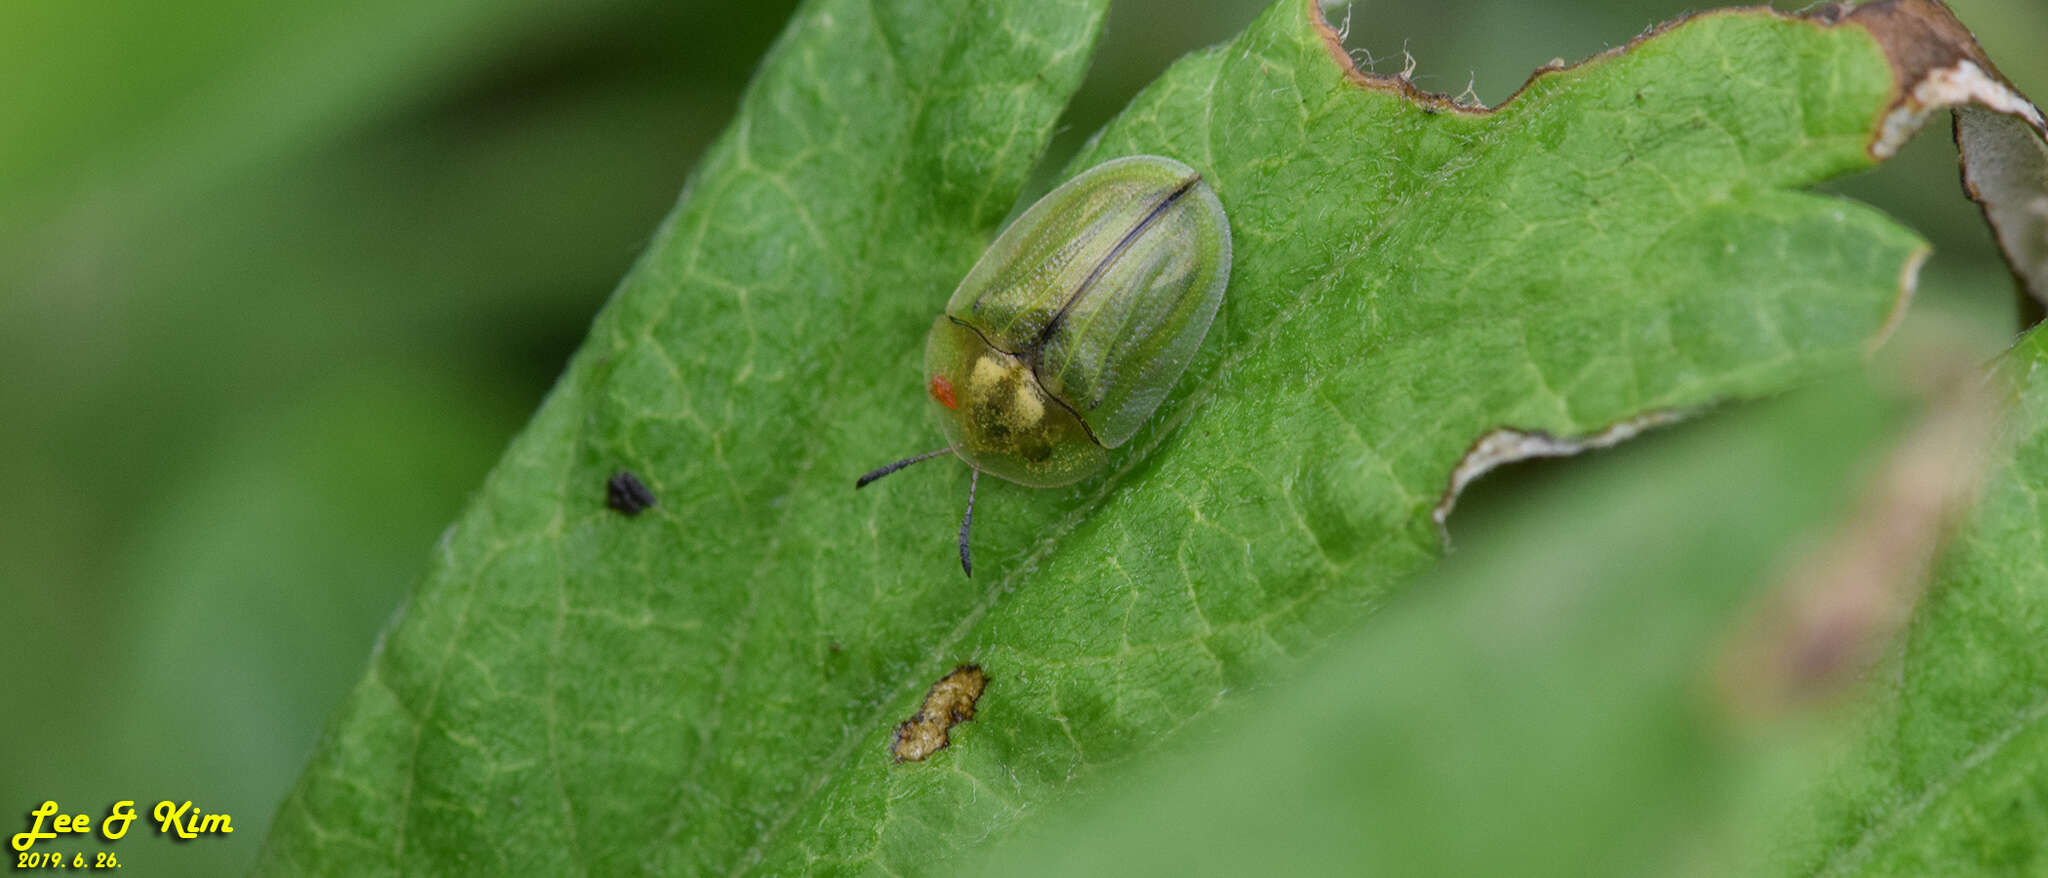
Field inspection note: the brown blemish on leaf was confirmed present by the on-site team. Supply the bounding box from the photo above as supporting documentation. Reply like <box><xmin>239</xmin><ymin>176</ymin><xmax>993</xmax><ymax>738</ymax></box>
<box><xmin>1829</xmin><ymin>0</ymin><xmax>1997</xmax><ymax>92</ymax></box>
<box><xmin>1432</xmin><ymin>410</ymin><xmax>1692</xmax><ymax>548</ymax></box>
<box><xmin>1714</xmin><ymin>353</ymin><xmax>1998</xmax><ymax>719</ymax></box>
<box><xmin>1835</xmin><ymin>0</ymin><xmax>2045</xmax><ymax>156</ymax></box>
<box><xmin>890</xmin><ymin>664</ymin><xmax>988</xmax><ymax>763</ymax></box>
<box><xmin>1830</xmin><ymin>0</ymin><xmax>2048</xmax><ymax>312</ymax></box>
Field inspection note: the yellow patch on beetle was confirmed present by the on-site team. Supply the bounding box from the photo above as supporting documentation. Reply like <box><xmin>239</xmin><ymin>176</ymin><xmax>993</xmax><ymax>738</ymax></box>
<box><xmin>971</xmin><ymin>354</ymin><xmax>1008</xmax><ymax>390</ymax></box>
<box><xmin>1008</xmin><ymin>374</ymin><xmax>1044</xmax><ymax>425</ymax></box>
<box><xmin>890</xmin><ymin>664</ymin><xmax>989</xmax><ymax>763</ymax></box>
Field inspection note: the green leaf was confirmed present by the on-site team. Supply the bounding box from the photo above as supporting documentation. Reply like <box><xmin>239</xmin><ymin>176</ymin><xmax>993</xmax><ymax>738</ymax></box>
<box><xmin>260</xmin><ymin>0</ymin><xmax>1939</xmax><ymax>873</ymax></box>
<box><xmin>968</xmin><ymin>370</ymin><xmax>1916</xmax><ymax>878</ymax></box>
<box><xmin>1766</xmin><ymin>326</ymin><xmax>2048</xmax><ymax>876</ymax></box>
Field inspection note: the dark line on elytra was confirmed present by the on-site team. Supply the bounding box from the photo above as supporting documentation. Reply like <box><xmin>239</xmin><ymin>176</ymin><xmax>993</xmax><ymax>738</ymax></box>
<box><xmin>949</xmin><ymin>314</ymin><xmax>1012</xmax><ymax>355</ymax></box>
<box><xmin>1034</xmin><ymin>370</ymin><xmax>1105</xmax><ymax>447</ymax></box>
<box><xmin>1030</xmin><ymin>172</ymin><xmax>1202</xmax><ymax>355</ymax></box>
<box><xmin>945</xmin><ymin>316</ymin><xmax>1109</xmax><ymax>450</ymax></box>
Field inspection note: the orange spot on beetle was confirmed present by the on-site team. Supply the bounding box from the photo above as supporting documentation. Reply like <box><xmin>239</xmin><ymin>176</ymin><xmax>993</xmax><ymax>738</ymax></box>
<box><xmin>928</xmin><ymin>375</ymin><xmax>958</xmax><ymax>410</ymax></box>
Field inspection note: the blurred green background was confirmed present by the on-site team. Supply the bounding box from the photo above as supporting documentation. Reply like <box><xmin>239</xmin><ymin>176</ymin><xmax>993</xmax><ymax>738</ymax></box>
<box><xmin>2</xmin><ymin>1</ymin><xmax>2041</xmax><ymax>874</ymax></box>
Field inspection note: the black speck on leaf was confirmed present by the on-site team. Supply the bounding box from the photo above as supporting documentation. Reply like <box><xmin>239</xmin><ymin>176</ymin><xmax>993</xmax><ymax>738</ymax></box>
<box><xmin>606</xmin><ymin>470</ymin><xmax>657</xmax><ymax>516</ymax></box>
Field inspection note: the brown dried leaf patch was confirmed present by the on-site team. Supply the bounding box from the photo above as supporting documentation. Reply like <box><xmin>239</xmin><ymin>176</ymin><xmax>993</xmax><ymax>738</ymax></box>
<box><xmin>891</xmin><ymin>665</ymin><xmax>989</xmax><ymax>763</ymax></box>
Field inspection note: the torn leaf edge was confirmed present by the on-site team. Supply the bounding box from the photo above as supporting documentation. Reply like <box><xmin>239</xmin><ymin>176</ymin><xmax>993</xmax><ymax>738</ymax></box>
<box><xmin>1430</xmin><ymin>410</ymin><xmax>1694</xmax><ymax>549</ymax></box>
<box><xmin>1312</xmin><ymin>0</ymin><xmax>2048</xmax><ymax>313</ymax></box>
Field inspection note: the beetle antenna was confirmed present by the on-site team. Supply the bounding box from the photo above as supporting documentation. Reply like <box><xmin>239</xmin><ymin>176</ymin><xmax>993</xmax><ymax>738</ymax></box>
<box><xmin>855</xmin><ymin>448</ymin><xmax>952</xmax><ymax>488</ymax></box>
<box><xmin>958</xmin><ymin>469</ymin><xmax>979</xmax><ymax>577</ymax></box>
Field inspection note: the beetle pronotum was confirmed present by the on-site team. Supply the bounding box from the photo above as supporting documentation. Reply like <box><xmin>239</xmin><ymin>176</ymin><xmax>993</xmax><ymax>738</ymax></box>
<box><xmin>858</xmin><ymin>155</ymin><xmax>1232</xmax><ymax>576</ymax></box>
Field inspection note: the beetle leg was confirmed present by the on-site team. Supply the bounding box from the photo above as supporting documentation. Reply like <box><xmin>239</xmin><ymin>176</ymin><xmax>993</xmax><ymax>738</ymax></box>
<box><xmin>958</xmin><ymin>469</ymin><xmax>979</xmax><ymax>578</ymax></box>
